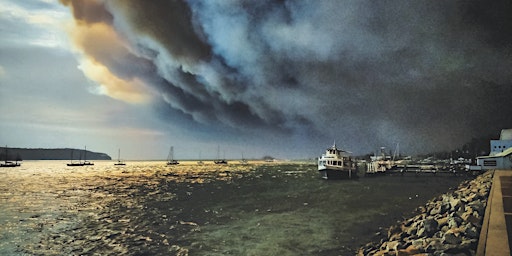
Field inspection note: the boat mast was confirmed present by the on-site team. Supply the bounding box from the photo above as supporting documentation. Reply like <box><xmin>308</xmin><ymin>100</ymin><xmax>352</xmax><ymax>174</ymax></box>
<box><xmin>3</xmin><ymin>145</ymin><xmax>7</xmax><ymax>164</ymax></box>
<box><xmin>169</xmin><ymin>146</ymin><xmax>174</xmax><ymax>162</ymax></box>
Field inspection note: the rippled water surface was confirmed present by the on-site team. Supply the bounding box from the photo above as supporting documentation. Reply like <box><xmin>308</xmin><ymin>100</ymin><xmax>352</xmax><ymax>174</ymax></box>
<box><xmin>0</xmin><ymin>161</ymin><xmax>470</xmax><ymax>255</ymax></box>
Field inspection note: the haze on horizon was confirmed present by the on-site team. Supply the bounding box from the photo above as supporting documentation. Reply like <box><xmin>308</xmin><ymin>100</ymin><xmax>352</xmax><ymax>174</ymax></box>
<box><xmin>1</xmin><ymin>0</ymin><xmax>511</xmax><ymax>160</ymax></box>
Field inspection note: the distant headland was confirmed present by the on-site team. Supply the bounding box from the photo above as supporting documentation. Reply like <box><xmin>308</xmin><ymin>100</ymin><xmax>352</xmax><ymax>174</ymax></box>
<box><xmin>0</xmin><ymin>147</ymin><xmax>111</xmax><ymax>161</ymax></box>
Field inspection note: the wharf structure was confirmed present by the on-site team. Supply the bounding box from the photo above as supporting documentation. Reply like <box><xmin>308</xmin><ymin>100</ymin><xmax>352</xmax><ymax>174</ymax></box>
<box><xmin>477</xmin><ymin>170</ymin><xmax>512</xmax><ymax>255</ymax></box>
<box><xmin>472</xmin><ymin>129</ymin><xmax>512</xmax><ymax>171</ymax></box>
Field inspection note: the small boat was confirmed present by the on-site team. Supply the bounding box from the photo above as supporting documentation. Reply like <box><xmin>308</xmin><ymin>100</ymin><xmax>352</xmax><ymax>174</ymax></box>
<box><xmin>67</xmin><ymin>146</ymin><xmax>94</xmax><ymax>166</ymax></box>
<box><xmin>166</xmin><ymin>146</ymin><xmax>179</xmax><ymax>165</ymax></box>
<box><xmin>239</xmin><ymin>152</ymin><xmax>248</xmax><ymax>165</ymax></box>
<box><xmin>197</xmin><ymin>151</ymin><xmax>204</xmax><ymax>165</ymax></box>
<box><xmin>365</xmin><ymin>145</ymin><xmax>400</xmax><ymax>175</ymax></box>
<box><xmin>0</xmin><ymin>146</ymin><xmax>21</xmax><ymax>167</ymax></box>
<box><xmin>82</xmin><ymin>146</ymin><xmax>94</xmax><ymax>165</ymax></box>
<box><xmin>317</xmin><ymin>142</ymin><xmax>357</xmax><ymax>179</ymax></box>
<box><xmin>0</xmin><ymin>161</ymin><xmax>21</xmax><ymax>167</ymax></box>
<box><xmin>114</xmin><ymin>148</ymin><xmax>126</xmax><ymax>166</ymax></box>
<box><xmin>214</xmin><ymin>159</ymin><xmax>228</xmax><ymax>164</ymax></box>
<box><xmin>214</xmin><ymin>145</ymin><xmax>228</xmax><ymax>164</ymax></box>
<box><xmin>67</xmin><ymin>149</ymin><xmax>84</xmax><ymax>166</ymax></box>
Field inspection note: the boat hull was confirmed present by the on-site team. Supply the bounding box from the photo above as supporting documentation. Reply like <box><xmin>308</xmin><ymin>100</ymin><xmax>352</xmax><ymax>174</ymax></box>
<box><xmin>318</xmin><ymin>166</ymin><xmax>357</xmax><ymax>180</ymax></box>
<box><xmin>67</xmin><ymin>163</ymin><xmax>84</xmax><ymax>166</ymax></box>
<box><xmin>0</xmin><ymin>163</ymin><xmax>20</xmax><ymax>167</ymax></box>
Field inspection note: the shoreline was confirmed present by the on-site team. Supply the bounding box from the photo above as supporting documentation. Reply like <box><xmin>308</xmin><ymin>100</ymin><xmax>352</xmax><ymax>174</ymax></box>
<box><xmin>358</xmin><ymin>171</ymin><xmax>493</xmax><ymax>255</ymax></box>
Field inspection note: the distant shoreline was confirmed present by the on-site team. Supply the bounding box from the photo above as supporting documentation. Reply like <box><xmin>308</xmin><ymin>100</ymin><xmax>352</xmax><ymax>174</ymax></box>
<box><xmin>0</xmin><ymin>147</ymin><xmax>111</xmax><ymax>160</ymax></box>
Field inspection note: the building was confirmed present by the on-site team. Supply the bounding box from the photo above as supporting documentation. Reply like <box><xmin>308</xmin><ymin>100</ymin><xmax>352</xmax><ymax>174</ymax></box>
<box><xmin>476</xmin><ymin>147</ymin><xmax>512</xmax><ymax>170</ymax></box>
<box><xmin>490</xmin><ymin>128</ymin><xmax>512</xmax><ymax>156</ymax></box>
<box><xmin>467</xmin><ymin>128</ymin><xmax>512</xmax><ymax>171</ymax></box>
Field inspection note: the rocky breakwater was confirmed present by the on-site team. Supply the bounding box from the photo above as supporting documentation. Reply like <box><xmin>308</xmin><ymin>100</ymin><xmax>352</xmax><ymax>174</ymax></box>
<box><xmin>358</xmin><ymin>171</ymin><xmax>493</xmax><ymax>256</ymax></box>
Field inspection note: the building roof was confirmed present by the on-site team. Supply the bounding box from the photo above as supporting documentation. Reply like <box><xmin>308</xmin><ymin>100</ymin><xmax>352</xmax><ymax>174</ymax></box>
<box><xmin>501</xmin><ymin>128</ymin><xmax>512</xmax><ymax>140</ymax></box>
<box><xmin>496</xmin><ymin>147</ymin><xmax>512</xmax><ymax>157</ymax></box>
<box><xmin>478</xmin><ymin>147</ymin><xmax>512</xmax><ymax>159</ymax></box>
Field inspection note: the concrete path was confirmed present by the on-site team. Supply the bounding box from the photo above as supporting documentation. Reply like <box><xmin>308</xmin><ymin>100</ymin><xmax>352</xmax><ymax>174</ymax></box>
<box><xmin>477</xmin><ymin>170</ymin><xmax>512</xmax><ymax>255</ymax></box>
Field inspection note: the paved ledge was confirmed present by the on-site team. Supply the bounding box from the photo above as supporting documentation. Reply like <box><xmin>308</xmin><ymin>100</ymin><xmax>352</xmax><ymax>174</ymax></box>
<box><xmin>477</xmin><ymin>170</ymin><xmax>512</xmax><ymax>256</ymax></box>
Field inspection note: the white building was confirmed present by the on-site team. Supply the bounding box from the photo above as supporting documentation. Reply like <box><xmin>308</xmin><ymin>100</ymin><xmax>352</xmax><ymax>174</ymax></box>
<box><xmin>476</xmin><ymin>147</ymin><xmax>512</xmax><ymax>170</ymax></box>
<box><xmin>490</xmin><ymin>128</ymin><xmax>512</xmax><ymax>156</ymax></box>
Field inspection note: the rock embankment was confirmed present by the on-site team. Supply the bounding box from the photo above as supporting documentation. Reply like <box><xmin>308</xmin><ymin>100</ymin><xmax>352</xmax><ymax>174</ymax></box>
<box><xmin>358</xmin><ymin>171</ymin><xmax>493</xmax><ymax>256</ymax></box>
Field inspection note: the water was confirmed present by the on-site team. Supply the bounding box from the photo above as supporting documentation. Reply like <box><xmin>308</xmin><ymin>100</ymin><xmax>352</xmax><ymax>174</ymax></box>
<box><xmin>0</xmin><ymin>161</ymin><xmax>470</xmax><ymax>255</ymax></box>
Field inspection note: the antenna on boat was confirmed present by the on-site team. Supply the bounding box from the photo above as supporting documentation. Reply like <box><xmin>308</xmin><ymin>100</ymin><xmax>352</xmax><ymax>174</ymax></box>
<box><xmin>392</xmin><ymin>142</ymin><xmax>400</xmax><ymax>161</ymax></box>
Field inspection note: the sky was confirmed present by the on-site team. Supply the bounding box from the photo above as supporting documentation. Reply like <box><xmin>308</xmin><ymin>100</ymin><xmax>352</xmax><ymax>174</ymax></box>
<box><xmin>1</xmin><ymin>0</ymin><xmax>512</xmax><ymax>160</ymax></box>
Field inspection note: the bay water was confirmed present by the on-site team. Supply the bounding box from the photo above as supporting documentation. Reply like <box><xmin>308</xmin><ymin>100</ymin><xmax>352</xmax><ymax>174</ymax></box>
<box><xmin>0</xmin><ymin>161</ymin><xmax>469</xmax><ymax>255</ymax></box>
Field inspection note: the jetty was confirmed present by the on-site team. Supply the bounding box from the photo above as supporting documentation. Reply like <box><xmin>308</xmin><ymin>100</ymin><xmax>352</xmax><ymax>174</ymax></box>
<box><xmin>477</xmin><ymin>170</ymin><xmax>512</xmax><ymax>255</ymax></box>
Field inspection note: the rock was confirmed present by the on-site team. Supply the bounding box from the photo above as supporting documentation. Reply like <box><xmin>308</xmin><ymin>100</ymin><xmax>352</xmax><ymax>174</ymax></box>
<box><xmin>443</xmin><ymin>230</ymin><xmax>462</xmax><ymax>244</ymax></box>
<box><xmin>387</xmin><ymin>225</ymin><xmax>402</xmax><ymax>240</ymax></box>
<box><xmin>396</xmin><ymin>245</ymin><xmax>421</xmax><ymax>256</ymax></box>
<box><xmin>448</xmin><ymin>216</ymin><xmax>462</xmax><ymax>229</ymax></box>
<box><xmin>436</xmin><ymin>216</ymin><xmax>448</xmax><ymax>227</ymax></box>
<box><xmin>385</xmin><ymin>240</ymin><xmax>400</xmax><ymax>252</ymax></box>
<box><xmin>425</xmin><ymin>238</ymin><xmax>444</xmax><ymax>253</ymax></box>
<box><xmin>465</xmin><ymin>225</ymin><xmax>479</xmax><ymax>239</ymax></box>
<box><xmin>406</xmin><ymin>226</ymin><xmax>418</xmax><ymax>236</ymax></box>
<box><xmin>411</xmin><ymin>238</ymin><xmax>426</xmax><ymax>250</ymax></box>
<box><xmin>423</xmin><ymin>218</ymin><xmax>439</xmax><ymax>236</ymax></box>
<box><xmin>466</xmin><ymin>214</ymin><xmax>481</xmax><ymax>227</ymax></box>
<box><xmin>416</xmin><ymin>227</ymin><xmax>426</xmax><ymax>237</ymax></box>
<box><xmin>469</xmin><ymin>200</ymin><xmax>485</xmax><ymax>215</ymax></box>
<box><xmin>449</xmin><ymin>197</ymin><xmax>461</xmax><ymax>210</ymax></box>
<box><xmin>430</xmin><ymin>205</ymin><xmax>442</xmax><ymax>215</ymax></box>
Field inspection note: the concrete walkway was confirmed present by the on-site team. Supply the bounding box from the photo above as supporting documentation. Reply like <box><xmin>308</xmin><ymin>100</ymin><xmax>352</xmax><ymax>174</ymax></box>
<box><xmin>477</xmin><ymin>170</ymin><xmax>512</xmax><ymax>255</ymax></box>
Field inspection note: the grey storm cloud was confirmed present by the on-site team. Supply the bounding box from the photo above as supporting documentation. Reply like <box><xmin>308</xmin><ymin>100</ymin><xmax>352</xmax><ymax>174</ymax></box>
<box><xmin>61</xmin><ymin>0</ymin><xmax>512</xmax><ymax>154</ymax></box>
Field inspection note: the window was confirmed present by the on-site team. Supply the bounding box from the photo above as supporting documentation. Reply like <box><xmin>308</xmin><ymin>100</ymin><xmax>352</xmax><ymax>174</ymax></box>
<box><xmin>483</xmin><ymin>160</ymin><xmax>497</xmax><ymax>166</ymax></box>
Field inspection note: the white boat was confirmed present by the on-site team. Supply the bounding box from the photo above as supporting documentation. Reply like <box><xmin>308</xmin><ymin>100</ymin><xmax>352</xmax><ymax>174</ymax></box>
<box><xmin>366</xmin><ymin>145</ymin><xmax>398</xmax><ymax>175</ymax></box>
<box><xmin>0</xmin><ymin>146</ymin><xmax>21</xmax><ymax>167</ymax></box>
<box><xmin>317</xmin><ymin>142</ymin><xmax>357</xmax><ymax>179</ymax></box>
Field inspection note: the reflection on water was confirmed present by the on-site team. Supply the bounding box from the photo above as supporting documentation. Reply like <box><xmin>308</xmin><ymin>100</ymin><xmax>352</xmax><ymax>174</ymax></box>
<box><xmin>0</xmin><ymin>161</ymin><xmax>469</xmax><ymax>255</ymax></box>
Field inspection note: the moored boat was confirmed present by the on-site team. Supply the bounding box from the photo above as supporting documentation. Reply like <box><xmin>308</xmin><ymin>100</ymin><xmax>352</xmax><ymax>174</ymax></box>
<box><xmin>0</xmin><ymin>161</ymin><xmax>21</xmax><ymax>167</ymax></box>
<box><xmin>166</xmin><ymin>146</ymin><xmax>179</xmax><ymax>165</ymax></box>
<box><xmin>214</xmin><ymin>145</ymin><xmax>228</xmax><ymax>164</ymax></box>
<box><xmin>318</xmin><ymin>142</ymin><xmax>357</xmax><ymax>179</ymax></box>
<box><xmin>67</xmin><ymin>146</ymin><xmax>94</xmax><ymax>166</ymax></box>
<box><xmin>114</xmin><ymin>148</ymin><xmax>126</xmax><ymax>166</ymax></box>
<box><xmin>0</xmin><ymin>146</ymin><xmax>21</xmax><ymax>167</ymax></box>
<box><xmin>365</xmin><ymin>145</ymin><xmax>400</xmax><ymax>175</ymax></box>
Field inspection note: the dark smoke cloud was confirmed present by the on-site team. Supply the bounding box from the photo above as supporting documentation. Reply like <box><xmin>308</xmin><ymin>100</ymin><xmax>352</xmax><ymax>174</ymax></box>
<box><xmin>62</xmin><ymin>0</ymin><xmax>512</xmax><ymax>155</ymax></box>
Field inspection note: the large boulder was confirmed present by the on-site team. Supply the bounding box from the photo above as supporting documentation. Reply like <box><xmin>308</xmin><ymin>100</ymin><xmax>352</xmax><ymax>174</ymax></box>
<box><xmin>423</xmin><ymin>218</ymin><xmax>439</xmax><ymax>236</ymax></box>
